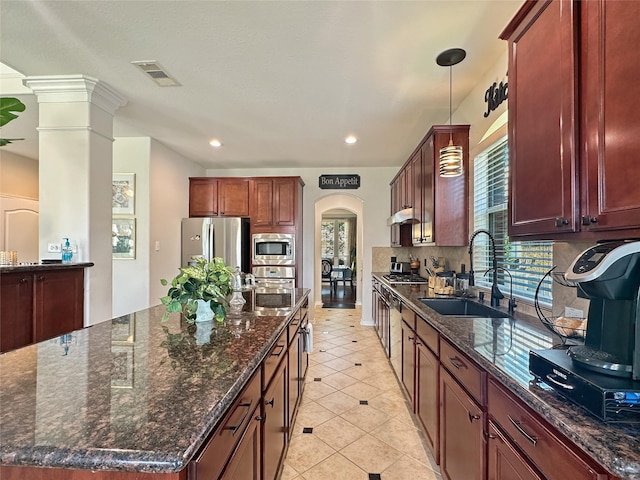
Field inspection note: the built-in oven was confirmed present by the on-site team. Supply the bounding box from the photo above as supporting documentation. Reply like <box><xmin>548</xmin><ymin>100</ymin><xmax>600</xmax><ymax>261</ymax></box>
<box><xmin>251</xmin><ymin>266</ymin><xmax>296</xmax><ymax>314</ymax></box>
<box><xmin>252</xmin><ymin>233</ymin><xmax>295</xmax><ymax>265</ymax></box>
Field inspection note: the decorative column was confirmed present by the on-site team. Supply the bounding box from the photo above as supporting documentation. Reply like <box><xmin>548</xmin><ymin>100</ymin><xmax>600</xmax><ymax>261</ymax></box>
<box><xmin>24</xmin><ymin>75</ymin><xmax>127</xmax><ymax>325</ymax></box>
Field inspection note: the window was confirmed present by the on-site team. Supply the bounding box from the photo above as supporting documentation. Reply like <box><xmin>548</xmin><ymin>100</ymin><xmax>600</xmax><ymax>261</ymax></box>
<box><xmin>321</xmin><ymin>219</ymin><xmax>350</xmax><ymax>265</ymax></box>
<box><xmin>473</xmin><ymin>137</ymin><xmax>553</xmax><ymax>306</ymax></box>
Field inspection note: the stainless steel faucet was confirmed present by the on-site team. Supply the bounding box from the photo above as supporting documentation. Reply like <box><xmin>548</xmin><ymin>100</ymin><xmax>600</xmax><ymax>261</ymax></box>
<box><xmin>468</xmin><ymin>229</ymin><xmax>504</xmax><ymax>307</ymax></box>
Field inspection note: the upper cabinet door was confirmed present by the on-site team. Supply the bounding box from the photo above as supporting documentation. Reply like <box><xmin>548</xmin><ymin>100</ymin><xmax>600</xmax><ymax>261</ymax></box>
<box><xmin>218</xmin><ymin>178</ymin><xmax>250</xmax><ymax>217</ymax></box>
<box><xmin>504</xmin><ymin>0</ymin><xmax>578</xmax><ymax>237</ymax></box>
<box><xmin>581</xmin><ymin>0</ymin><xmax>640</xmax><ymax>232</ymax></box>
<box><xmin>273</xmin><ymin>178</ymin><xmax>297</xmax><ymax>226</ymax></box>
<box><xmin>189</xmin><ymin>178</ymin><xmax>218</xmax><ymax>217</ymax></box>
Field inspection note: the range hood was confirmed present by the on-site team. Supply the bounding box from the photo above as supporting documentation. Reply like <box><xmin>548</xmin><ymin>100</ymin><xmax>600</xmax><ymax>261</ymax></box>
<box><xmin>387</xmin><ymin>208</ymin><xmax>417</xmax><ymax>226</ymax></box>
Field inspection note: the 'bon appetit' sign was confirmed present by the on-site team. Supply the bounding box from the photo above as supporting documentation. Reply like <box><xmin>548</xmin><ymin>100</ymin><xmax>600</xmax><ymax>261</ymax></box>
<box><xmin>318</xmin><ymin>174</ymin><xmax>360</xmax><ymax>190</ymax></box>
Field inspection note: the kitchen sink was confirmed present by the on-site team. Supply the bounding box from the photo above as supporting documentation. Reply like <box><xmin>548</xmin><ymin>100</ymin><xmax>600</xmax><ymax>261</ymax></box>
<box><xmin>419</xmin><ymin>298</ymin><xmax>506</xmax><ymax>318</ymax></box>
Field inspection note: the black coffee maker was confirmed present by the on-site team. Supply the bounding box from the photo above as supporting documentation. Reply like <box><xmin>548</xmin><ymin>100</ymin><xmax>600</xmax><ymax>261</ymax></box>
<box><xmin>565</xmin><ymin>240</ymin><xmax>640</xmax><ymax>379</ymax></box>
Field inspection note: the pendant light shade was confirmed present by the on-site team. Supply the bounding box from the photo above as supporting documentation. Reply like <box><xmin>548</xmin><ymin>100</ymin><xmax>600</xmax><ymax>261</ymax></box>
<box><xmin>436</xmin><ymin>48</ymin><xmax>466</xmax><ymax>178</ymax></box>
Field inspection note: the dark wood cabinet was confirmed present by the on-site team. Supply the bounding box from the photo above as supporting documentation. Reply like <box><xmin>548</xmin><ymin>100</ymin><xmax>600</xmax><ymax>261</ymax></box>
<box><xmin>580</xmin><ymin>0</ymin><xmax>640</xmax><ymax>233</ymax></box>
<box><xmin>488</xmin><ymin>379</ymin><xmax>608</xmax><ymax>480</ymax></box>
<box><xmin>440</xmin><ymin>367</ymin><xmax>485</xmax><ymax>480</ymax></box>
<box><xmin>391</xmin><ymin>124</ymin><xmax>469</xmax><ymax>247</ymax></box>
<box><xmin>190</xmin><ymin>369</ymin><xmax>261</xmax><ymax>480</ymax></box>
<box><xmin>488</xmin><ymin>421</ymin><xmax>543</xmax><ymax>480</ymax></box>
<box><xmin>0</xmin><ymin>268</ymin><xmax>85</xmax><ymax>353</ymax></box>
<box><xmin>189</xmin><ymin>177</ymin><xmax>250</xmax><ymax>217</ymax></box>
<box><xmin>250</xmin><ymin>177</ymin><xmax>303</xmax><ymax>232</ymax></box>
<box><xmin>263</xmin><ymin>358</ymin><xmax>288</xmax><ymax>480</ymax></box>
<box><xmin>502</xmin><ymin>0</ymin><xmax>640</xmax><ymax>239</ymax></box>
<box><xmin>1</xmin><ymin>273</ymin><xmax>34</xmax><ymax>352</ymax></box>
<box><xmin>401</xmin><ymin>320</ymin><xmax>416</xmax><ymax>405</ymax></box>
<box><xmin>34</xmin><ymin>269</ymin><xmax>84</xmax><ymax>343</ymax></box>
<box><xmin>416</xmin><ymin>340</ymin><xmax>439</xmax><ymax>462</ymax></box>
<box><xmin>220</xmin><ymin>411</ymin><xmax>261</xmax><ymax>480</ymax></box>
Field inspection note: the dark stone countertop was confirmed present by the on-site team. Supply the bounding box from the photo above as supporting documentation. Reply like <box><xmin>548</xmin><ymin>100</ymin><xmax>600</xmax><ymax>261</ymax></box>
<box><xmin>373</xmin><ymin>273</ymin><xmax>640</xmax><ymax>480</ymax></box>
<box><xmin>0</xmin><ymin>262</ymin><xmax>94</xmax><ymax>273</ymax></box>
<box><xmin>0</xmin><ymin>288</ymin><xmax>309</xmax><ymax>474</ymax></box>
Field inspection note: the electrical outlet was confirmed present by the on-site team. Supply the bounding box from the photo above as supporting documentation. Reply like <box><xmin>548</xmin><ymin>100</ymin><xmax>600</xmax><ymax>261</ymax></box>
<box><xmin>71</xmin><ymin>245</ymin><xmax>78</xmax><ymax>253</ymax></box>
<box><xmin>565</xmin><ymin>306</ymin><xmax>584</xmax><ymax>318</ymax></box>
<box><xmin>48</xmin><ymin>243</ymin><xmax>61</xmax><ymax>253</ymax></box>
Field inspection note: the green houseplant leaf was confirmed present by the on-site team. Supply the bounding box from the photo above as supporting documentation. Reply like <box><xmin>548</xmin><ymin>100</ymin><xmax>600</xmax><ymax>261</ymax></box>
<box><xmin>0</xmin><ymin>97</ymin><xmax>27</xmax><ymax>147</ymax></box>
<box><xmin>160</xmin><ymin>257</ymin><xmax>233</xmax><ymax>323</ymax></box>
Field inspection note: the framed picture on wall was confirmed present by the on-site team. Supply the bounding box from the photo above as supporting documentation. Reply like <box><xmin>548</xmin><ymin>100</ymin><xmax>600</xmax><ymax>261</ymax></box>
<box><xmin>112</xmin><ymin>217</ymin><xmax>136</xmax><ymax>259</ymax></box>
<box><xmin>112</xmin><ymin>173</ymin><xmax>135</xmax><ymax>215</ymax></box>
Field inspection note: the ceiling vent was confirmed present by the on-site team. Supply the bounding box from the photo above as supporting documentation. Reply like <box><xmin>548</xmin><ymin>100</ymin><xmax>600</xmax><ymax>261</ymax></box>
<box><xmin>131</xmin><ymin>61</ymin><xmax>181</xmax><ymax>87</ymax></box>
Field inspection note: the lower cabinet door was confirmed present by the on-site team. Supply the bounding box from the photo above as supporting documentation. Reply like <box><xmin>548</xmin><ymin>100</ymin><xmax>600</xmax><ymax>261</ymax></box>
<box><xmin>401</xmin><ymin>321</ymin><xmax>415</xmax><ymax>404</ymax></box>
<box><xmin>0</xmin><ymin>273</ymin><xmax>34</xmax><ymax>352</ymax></box>
<box><xmin>220</xmin><ymin>408</ymin><xmax>262</xmax><ymax>480</ymax></box>
<box><xmin>288</xmin><ymin>329</ymin><xmax>300</xmax><ymax>431</ymax></box>
<box><xmin>34</xmin><ymin>269</ymin><xmax>84</xmax><ymax>342</ymax></box>
<box><xmin>440</xmin><ymin>368</ymin><xmax>485</xmax><ymax>480</ymax></box>
<box><xmin>263</xmin><ymin>358</ymin><xmax>288</xmax><ymax>480</ymax></box>
<box><xmin>488</xmin><ymin>422</ymin><xmax>543</xmax><ymax>480</ymax></box>
<box><xmin>416</xmin><ymin>341</ymin><xmax>439</xmax><ymax>462</ymax></box>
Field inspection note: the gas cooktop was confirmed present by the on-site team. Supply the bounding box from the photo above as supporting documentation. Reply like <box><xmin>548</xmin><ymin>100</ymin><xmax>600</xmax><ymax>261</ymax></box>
<box><xmin>383</xmin><ymin>273</ymin><xmax>429</xmax><ymax>284</ymax></box>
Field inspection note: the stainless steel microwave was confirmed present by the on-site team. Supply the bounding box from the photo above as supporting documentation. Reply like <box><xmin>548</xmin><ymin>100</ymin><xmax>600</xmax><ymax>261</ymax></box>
<box><xmin>251</xmin><ymin>233</ymin><xmax>295</xmax><ymax>265</ymax></box>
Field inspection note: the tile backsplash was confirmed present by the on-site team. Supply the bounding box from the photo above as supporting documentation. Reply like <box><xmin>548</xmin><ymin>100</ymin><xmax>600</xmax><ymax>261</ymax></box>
<box><xmin>372</xmin><ymin>241</ymin><xmax>594</xmax><ymax>319</ymax></box>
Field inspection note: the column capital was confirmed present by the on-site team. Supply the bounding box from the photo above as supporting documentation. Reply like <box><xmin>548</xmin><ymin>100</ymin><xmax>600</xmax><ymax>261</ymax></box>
<box><xmin>23</xmin><ymin>75</ymin><xmax>127</xmax><ymax>114</ymax></box>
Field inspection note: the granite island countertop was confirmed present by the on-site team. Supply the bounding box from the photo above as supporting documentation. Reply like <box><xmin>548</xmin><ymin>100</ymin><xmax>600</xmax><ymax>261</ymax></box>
<box><xmin>0</xmin><ymin>288</ymin><xmax>309</xmax><ymax>474</ymax></box>
<box><xmin>373</xmin><ymin>273</ymin><xmax>640</xmax><ymax>480</ymax></box>
<box><xmin>0</xmin><ymin>262</ymin><xmax>94</xmax><ymax>273</ymax></box>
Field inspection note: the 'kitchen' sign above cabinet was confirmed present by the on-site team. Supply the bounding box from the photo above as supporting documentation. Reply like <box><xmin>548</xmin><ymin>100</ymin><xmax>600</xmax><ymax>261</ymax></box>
<box><xmin>318</xmin><ymin>174</ymin><xmax>360</xmax><ymax>189</ymax></box>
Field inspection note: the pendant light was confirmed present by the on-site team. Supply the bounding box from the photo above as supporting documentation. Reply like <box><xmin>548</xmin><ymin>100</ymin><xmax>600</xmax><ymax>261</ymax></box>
<box><xmin>436</xmin><ymin>48</ymin><xmax>466</xmax><ymax>177</ymax></box>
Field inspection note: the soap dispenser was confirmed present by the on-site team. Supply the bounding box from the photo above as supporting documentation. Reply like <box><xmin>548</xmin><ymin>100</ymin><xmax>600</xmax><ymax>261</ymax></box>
<box><xmin>62</xmin><ymin>238</ymin><xmax>73</xmax><ymax>264</ymax></box>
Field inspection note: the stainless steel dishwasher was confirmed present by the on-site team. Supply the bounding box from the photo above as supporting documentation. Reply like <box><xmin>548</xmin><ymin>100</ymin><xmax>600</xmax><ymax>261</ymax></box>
<box><xmin>380</xmin><ymin>283</ymin><xmax>402</xmax><ymax>378</ymax></box>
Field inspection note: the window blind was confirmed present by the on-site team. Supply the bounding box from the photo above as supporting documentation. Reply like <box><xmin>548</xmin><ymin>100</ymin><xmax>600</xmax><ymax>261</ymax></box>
<box><xmin>473</xmin><ymin>137</ymin><xmax>553</xmax><ymax>306</ymax></box>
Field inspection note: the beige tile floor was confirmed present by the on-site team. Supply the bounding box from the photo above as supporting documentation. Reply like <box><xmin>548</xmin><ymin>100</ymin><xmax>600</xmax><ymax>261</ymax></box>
<box><xmin>282</xmin><ymin>306</ymin><xmax>443</xmax><ymax>480</ymax></box>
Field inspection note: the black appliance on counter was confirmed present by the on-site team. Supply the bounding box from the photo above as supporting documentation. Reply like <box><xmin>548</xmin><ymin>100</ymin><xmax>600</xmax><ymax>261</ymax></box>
<box><xmin>530</xmin><ymin>240</ymin><xmax>640</xmax><ymax>422</ymax></box>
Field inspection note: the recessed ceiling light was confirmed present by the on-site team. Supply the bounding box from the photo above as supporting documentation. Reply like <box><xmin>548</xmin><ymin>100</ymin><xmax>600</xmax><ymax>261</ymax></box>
<box><xmin>209</xmin><ymin>139</ymin><xmax>223</xmax><ymax>148</ymax></box>
<box><xmin>345</xmin><ymin>135</ymin><xmax>357</xmax><ymax>145</ymax></box>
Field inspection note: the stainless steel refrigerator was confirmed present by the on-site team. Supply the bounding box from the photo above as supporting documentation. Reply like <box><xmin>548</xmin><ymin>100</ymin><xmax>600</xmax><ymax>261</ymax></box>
<box><xmin>181</xmin><ymin>217</ymin><xmax>250</xmax><ymax>272</ymax></box>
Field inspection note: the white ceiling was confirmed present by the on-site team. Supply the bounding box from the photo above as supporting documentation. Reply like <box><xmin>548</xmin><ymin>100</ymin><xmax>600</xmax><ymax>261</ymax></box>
<box><xmin>0</xmin><ymin>1</ymin><xmax>521</xmax><ymax>169</ymax></box>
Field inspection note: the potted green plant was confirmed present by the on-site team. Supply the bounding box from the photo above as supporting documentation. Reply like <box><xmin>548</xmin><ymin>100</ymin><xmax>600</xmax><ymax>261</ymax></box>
<box><xmin>160</xmin><ymin>257</ymin><xmax>234</xmax><ymax>323</ymax></box>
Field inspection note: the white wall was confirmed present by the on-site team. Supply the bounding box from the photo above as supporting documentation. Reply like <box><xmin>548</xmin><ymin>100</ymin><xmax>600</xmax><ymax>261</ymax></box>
<box><xmin>113</xmin><ymin>137</ymin><xmax>204</xmax><ymax>316</ymax></box>
<box><xmin>112</xmin><ymin>138</ymin><xmax>151</xmax><ymax>317</ymax></box>
<box><xmin>206</xmin><ymin>166</ymin><xmax>396</xmax><ymax>325</ymax></box>
<box><xmin>149</xmin><ymin>139</ymin><xmax>205</xmax><ymax>308</ymax></box>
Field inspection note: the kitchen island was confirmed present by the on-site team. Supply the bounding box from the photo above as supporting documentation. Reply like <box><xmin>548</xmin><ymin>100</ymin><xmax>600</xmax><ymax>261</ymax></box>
<box><xmin>0</xmin><ymin>288</ymin><xmax>310</xmax><ymax>479</ymax></box>
<box><xmin>374</xmin><ymin>273</ymin><xmax>640</xmax><ymax>480</ymax></box>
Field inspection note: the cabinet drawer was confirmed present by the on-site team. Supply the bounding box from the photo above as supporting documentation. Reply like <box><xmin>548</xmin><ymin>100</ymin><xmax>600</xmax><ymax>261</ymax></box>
<box><xmin>288</xmin><ymin>310</ymin><xmax>301</xmax><ymax>346</ymax></box>
<box><xmin>440</xmin><ymin>338</ymin><xmax>485</xmax><ymax>405</ymax></box>
<box><xmin>190</xmin><ymin>369</ymin><xmax>261</xmax><ymax>479</ymax></box>
<box><xmin>401</xmin><ymin>305</ymin><xmax>416</xmax><ymax>330</ymax></box>
<box><xmin>263</xmin><ymin>329</ymin><xmax>288</xmax><ymax>391</ymax></box>
<box><xmin>416</xmin><ymin>316</ymin><xmax>438</xmax><ymax>354</ymax></box>
<box><xmin>488</xmin><ymin>379</ymin><xmax>608</xmax><ymax>480</ymax></box>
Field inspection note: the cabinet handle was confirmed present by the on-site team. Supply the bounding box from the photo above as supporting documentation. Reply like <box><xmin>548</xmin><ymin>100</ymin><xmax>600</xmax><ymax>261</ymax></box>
<box><xmin>225</xmin><ymin>402</ymin><xmax>252</xmax><ymax>435</ymax></box>
<box><xmin>37</xmin><ymin>275</ymin><xmax>45</xmax><ymax>281</ymax></box>
<box><xmin>581</xmin><ymin>215</ymin><xmax>598</xmax><ymax>225</ymax></box>
<box><xmin>255</xmin><ymin>415</ymin><xmax>264</xmax><ymax>422</ymax></box>
<box><xmin>468</xmin><ymin>412</ymin><xmax>480</xmax><ymax>422</ymax></box>
<box><xmin>554</xmin><ymin>217</ymin><xmax>569</xmax><ymax>227</ymax></box>
<box><xmin>19</xmin><ymin>277</ymin><xmax>29</xmax><ymax>283</ymax></box>
<box><xmin>448</xmin><ymin>356</ymin><xmax>467</xmax><ymax>370</ymax></box>
<box><xmin>265</xmin><ymin>397</ymin><xmax>275</xmax><ymax>407</ymax></box>
<box><xmin>508</xmin><ymin>415</ymin><xmax>538</xmax><ymax>446</ymax></box>
<box><xmin>270</xmin><ymin>344</ymin><xmax>285</xmax><ymax>357</ymax></box>
<box><xmin>408</xmin><ymin>336</ymin><xmax>415</xmax><ymax>341</ymax></box>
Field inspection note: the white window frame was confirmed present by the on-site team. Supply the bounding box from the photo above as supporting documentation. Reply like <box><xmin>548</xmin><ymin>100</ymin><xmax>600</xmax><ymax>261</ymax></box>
<box><xmin>473</xmin><ymin>137</ymin><xmax>553</xmax><ymax>306</ymax></box>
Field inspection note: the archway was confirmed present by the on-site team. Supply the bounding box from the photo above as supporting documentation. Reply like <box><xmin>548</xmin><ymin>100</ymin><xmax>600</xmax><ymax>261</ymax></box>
<box><xmin>314</xmin><ymin>194</ymin><xmax>364</xmax><ymax>316</ymax></box>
